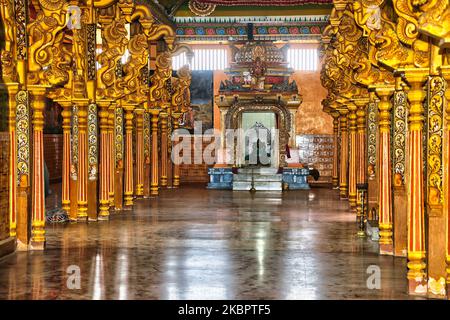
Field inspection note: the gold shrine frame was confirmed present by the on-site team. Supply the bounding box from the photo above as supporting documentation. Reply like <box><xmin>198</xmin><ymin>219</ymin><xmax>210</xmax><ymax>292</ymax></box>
<box><xmin>225</xmin><ymin>101</ymin><xmax>291</xmax><ymax>167</ymax></box>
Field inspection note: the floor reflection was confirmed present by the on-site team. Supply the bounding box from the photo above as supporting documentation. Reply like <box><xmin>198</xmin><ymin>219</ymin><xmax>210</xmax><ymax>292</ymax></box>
<box><xmin>0</xmin><ymin>185</ymin><xmax>421</xmax><ymax>299</ymax></box>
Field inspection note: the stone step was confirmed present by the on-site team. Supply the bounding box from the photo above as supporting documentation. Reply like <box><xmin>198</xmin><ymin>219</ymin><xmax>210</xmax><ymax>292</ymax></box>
<box><xmin>237</xmin><ymin>167</ymin><xmax>279</xmax><ymax>175</ymax></box>
<box><xmin>233</xmin><ymin>174</ymin><xmax>282</xmax><ymax>182</ymax></box>
<box><xmin>232</xmin><ymin>181</ymin><xmax>282</xmax><ymax>191</ymax></box>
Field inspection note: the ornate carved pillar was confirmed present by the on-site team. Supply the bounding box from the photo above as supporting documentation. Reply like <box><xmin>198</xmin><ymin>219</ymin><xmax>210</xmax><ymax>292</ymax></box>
<box><xmin>114</xmin><ymin>105</ymin><xmax>124</xmax><ymax>210</ymax></box>
<box><xmin>55</xmin><ymin>100</ymin><xmax>72</xmax><ymax>214</ymax></box>
<box><xmin>15</xmin><ymin>89</ymin><xmax>31</xmax><ymax>248</ymax></box>
<box><xmin>134</xmin><ymin>108</ymin><xmax>144</xmax><ymax>197</ymax></box>
<box><xmin>150</xmin><ymin>109</ymin><xmax>161</xmax><ymax>196</ymax></box>
<box><xmin>6</xmin><ymin>84</ymin><xmax>19</xmax><ymax>237</ymax></box>
<box><xmin>123</xmin><ymin>105</ymin><xmax>135</xmax><ymax>208</ymax></box>
<box><xmin>367</xmin><ymin>92</ymin><xmax>378</xmax><ymax>221</ymax></box>
<box><xmin>143</xmin><ymin>111</ymin><xmax>151</xmax><ymax>197</ymax></box>
<box><xmin>354</xmin><ymin>97</ymin><xmax>368</xmax><ymax>230</ymax></box>
<box><xmin>331</xmin><ymin>111</ymin><xmax>340</xmax><ymax>188</ymax></box>
<box><xmin>160</xmin><ymin>111</ymin><xmax>168</xmax><ymax>188</ymax></box>
<box><xmin>28</xmin><ymin>85</ymin><xmax>48</xmax><ymax>250</ymax></box>
<box><xmin>172</xmin><ymin>112</ymin><xmax>182</xmax><ymax>188</ymax></box>
<box><xmin>375</xmin><ymin>86</ymin><xmax>395</xmax><ymax>256</ymax></box>
<box><xmin>74</xmin><ymin>99</ymin><xmax>89</xmax><ymax>221</ymax></box>
<box><xmin>109</xmin><ymin>105</ymin><xmax>116</xmax><ymax>209</ymax></box>
<box><xmin>403</xmin><ymin>68</ymin><xmax>428</xmax><ymax>295</ymax></box>
<box><xmin>98</xmin><ymin>100</ymin><xmax>111</xmax><ymax>220</ymax></box>
<box><xmin>426</xmin><ymin>73</ymin><xmax>447</xmax><ymax>297</ymax></box>
<box><xmin>392</xmin><ymin>77</ymin><xmax>408</xmax><ymax>257</ymax></box>
<box><xmin>441</xmin><ymin>66</ymin><xmax>450</xmax><ymax>297</ymax></box>
<box><xmin>347</xmin><ymin>102</ymin><xmax>357</xmax><ymax>208</ymax></box>
<box><xmin>87</xmin><ymin>103</ymin><xmax>98</xmax><ymax>221</ymax></box>
<box><xmin>70</xmin><ymin>105</ymin><xmax>79</xmax><ymax>221</ymax></box>
<box><xmin>338</xmin><ymin>107</ymin><xmax>349</xmax><ymax>199</ymax></box>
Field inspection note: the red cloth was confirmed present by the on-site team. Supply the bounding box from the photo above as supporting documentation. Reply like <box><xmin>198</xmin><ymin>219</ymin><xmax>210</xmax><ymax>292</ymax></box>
<box><xmin>196</xmin><ymin>0</ymin><xmax>332</xmax><ymax>5</ymax></box>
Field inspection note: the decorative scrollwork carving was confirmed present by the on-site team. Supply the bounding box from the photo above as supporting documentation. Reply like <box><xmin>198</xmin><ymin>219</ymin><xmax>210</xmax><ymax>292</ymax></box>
<box><xmin>115</xmin><ymin>107</ymin><xmax>124</xmax><ymax>166</ymax></box>
<box><xmin>149</xmin><ymin>52</ymin><xmax>172</xmax><ymax>105</ymax></box>
<box><xmin>392</xmin><ymin>89</ymin><xmax>408</xmax><ymax>185</ymax></box>
<box><xmin>16</xmin><ymin>90</ymin><xmax>30</xmax><ymax>184</ymax></box>
<box><xmin>88</xmin><ymin>103</ymin><xmax>98</xmax><ymax>181</ymax></box>
<box><xmin>172</xmin><ymin>65</ymin><xmax>192</xmax><ymax>113</ymax></box>
<box><xmin>71</xmin><ymin>105</ymin><xmax>79</xmax><ymax>180</ymax></box>
<box><xmin>367</xmin><ymin>100</ymin><xmax>377</xmax><ymax>178</ymax></box>
<box><xmin>426</xmin><ymin>76</ymin><xmax>446</xmax><ymax>206</ymax></box>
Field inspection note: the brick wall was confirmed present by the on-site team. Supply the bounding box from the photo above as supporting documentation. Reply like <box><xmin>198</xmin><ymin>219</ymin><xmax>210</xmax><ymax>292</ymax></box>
<box><xmin>0</xmin><ymin>132</ymin><xmax>9</xmax><ymax>241</ymax></box>
<box><xmin>43</xmin><ymin>134</ymin><xmax>63</xmax><ymax>182</ymax></box>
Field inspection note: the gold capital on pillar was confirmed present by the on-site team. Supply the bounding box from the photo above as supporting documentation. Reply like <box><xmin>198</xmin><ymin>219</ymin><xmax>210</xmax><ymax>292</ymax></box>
<box><xmin>375</xmin><ymin>86</ymin><xmax>395</xmax><ymax>256</ymax></box>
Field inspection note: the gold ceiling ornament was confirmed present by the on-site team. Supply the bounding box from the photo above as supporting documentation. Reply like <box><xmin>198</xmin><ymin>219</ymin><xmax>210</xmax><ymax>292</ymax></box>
<box><xmin>188</xmin><ymin>0</ymin><xmax>216</xmax><ymax>17</ymax></box>
<box><xmin>416</xmin><ymin>0</ymin><xmax>450</xmax><ymax>48</ymax></box>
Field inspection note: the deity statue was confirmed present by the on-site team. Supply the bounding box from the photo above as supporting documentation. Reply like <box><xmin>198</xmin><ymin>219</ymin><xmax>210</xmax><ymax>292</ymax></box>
<box><xmin>250</xmin><ymin>57</ymin><xmax>266</xmax><ymax>91</ymax></box>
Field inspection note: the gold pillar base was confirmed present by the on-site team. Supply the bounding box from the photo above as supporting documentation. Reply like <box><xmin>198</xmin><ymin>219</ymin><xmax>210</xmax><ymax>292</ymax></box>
<box><xmin>30</xmin><ymin>221</ymin><xmax>45</xmax><ymax>250</ymax></box>
<box><xmin>407</xmin><ymin>254</ymin><xmax>427</xmax><ymax>295</ymax></box>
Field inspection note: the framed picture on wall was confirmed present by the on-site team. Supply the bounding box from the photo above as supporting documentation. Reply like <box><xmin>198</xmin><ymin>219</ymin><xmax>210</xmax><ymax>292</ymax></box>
<box><xmin>180</xmin><ymin>70</ymin><xmax>214</xmax><ymax>134</ymax></box>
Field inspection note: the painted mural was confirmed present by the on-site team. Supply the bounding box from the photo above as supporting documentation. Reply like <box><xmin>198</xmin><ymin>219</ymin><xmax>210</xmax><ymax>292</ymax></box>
<box><xmin>181</xmin><ymin>70</ymin><xmax>214</xmax><ymax>133</ymax></box>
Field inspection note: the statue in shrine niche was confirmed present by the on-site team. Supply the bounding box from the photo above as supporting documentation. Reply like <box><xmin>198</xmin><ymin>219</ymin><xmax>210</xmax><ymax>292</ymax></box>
<box><xmin>245</xmin><ymin>122</ymin><xmax>271</xmax><ymax>166</ymax></box>
<box><xmin>250</xmin><ymin>57</ymin><xmax>266</xmax><ymax>91</ymax></box>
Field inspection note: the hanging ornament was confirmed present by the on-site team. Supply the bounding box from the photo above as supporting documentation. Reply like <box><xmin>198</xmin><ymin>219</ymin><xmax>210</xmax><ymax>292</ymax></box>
<box><xmin>188</xmin><ymin>0</ymin><xmax>216</xmax><ymax>16</ymax></box>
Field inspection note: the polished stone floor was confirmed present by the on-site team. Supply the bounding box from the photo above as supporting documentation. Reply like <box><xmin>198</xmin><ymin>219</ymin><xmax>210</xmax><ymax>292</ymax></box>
<box><xmin>0</xmin><ymin>185</ymin><xmax>419</xmax><ymax>300</ymax></box>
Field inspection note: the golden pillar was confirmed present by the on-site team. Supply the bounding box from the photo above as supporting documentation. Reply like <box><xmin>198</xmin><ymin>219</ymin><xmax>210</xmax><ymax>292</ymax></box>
<box><xmin>108</xmin><ymin>105</ymin><xmax>116</xmax><ymax>208</ymax></box>
<box><xmin>114</xmin><ymin>105</ymin><xmax>124</xmax><ymax>210</ymax></box>
<box><xmin>6</xmin><ymin>83</ymin><xmax>19</xmax><ymax>237</ymax></box>
<box><xmin>392</xmin><ymin>77</ymin><xmax>408</xmax><ymax>257</ymax></box>
<box><xmin>354</xmin><ymin>97</ymin><xmax>368</xmax><ymax>232</ymax></box>
<box><xmin>143</xmin><ymin>111</ymin><xmax>151</xmax><ymax>197</ymax></box>
<box><xmin>55</xmin><ymin>100</ymin><xmax>72</xmax><ymax>214</ymax></box>
<box><xmin>98</xmin><ymin>100</ymin><xmax>111</xmax><ymax>220</ymax></box>
<box><xmin>442</xmin><ymin>66</ymin><xmax>450</xmax><ymax>297</ymax></box>
<box><xmin>403</xmin><ymin>68</ymin><xmax>428</xmax><ymax>295</ymax></box>
<box><xmin>74</xmin><ymin>99</ymin><xmax>89</xmax><ymax>221</ymax></box>
<box><xmin>28</xmin><ymin>85</ymin><xmax>48</xmax><ymax>250</ymax></box>
<box><xmin>123</xmin><ymin>105</ymin><xmax>135</xmax><ymax>208</ymax></box>
<box><xmin>172</xmin><ymin>112</ymin><xmax>182</xmax><ymax>188</ymax></box>
<box><xmin>150</xmin><ymin>109</ymin><xmax>161</xmax><ymax>196</ymax></box>
<box><xmin>375</xmin><ymin>87</ymin><xmax>395</xmax><ymax>255</ymax></box>
<box><xmin>338</xmin><ymin>108</ymin><xmax>348</xmax><ymax>199</ymax></box>
<box><xmin>347</xmin><ymin>102</ymin><xmax>357</xmax><ymax>208</ymax></box>
<box><xmin>331</xmin><ymin>111</ymin><xmax>340</xmax><ymax>188</ymax></box>
<box><xmin>134</xmin><ymin>108</ymin><xmax>144</xmax><ymax>197</ymax></box>
<box><xmin>160</xmin><ymin>111</ymin><xmax>168</xmax><ymax>188</ymax></box>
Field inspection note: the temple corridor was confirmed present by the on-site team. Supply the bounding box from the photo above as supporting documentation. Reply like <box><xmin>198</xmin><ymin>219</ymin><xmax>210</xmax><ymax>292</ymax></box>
<box><xmin>0</xmin><ymin>186</ymin><xmax>415</xmax><ymax>300</ymax></box>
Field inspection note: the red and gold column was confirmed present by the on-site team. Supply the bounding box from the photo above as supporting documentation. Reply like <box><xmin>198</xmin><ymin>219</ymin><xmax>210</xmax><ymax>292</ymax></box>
<box><xmin>331</xmin><ymin>110</ymin><xmax>340</xmax><ymax>188</ymax></box>
<box><xmin>160</xmin><ymin>111</ymin><xmax>168</xmax><ymax>188</ymax></box>
<box><xmin>98</xmin><ymin>100</ymin><xmax>111</xmax><ymax>220</ymax></box>
<box><xmin>338</xmin><ymin>107</ymin><xmax>349</xmax><ymax>199</ymax></box>
<box><xmin>6</xmin><ymin>83</ymin><xmax>19</xmax><ymax>237</ymax></box>
<box><xmin>134</xmin><ymin>108</ymin><xmax>144</xmax><ymax>197</ymax></box>
<box><xmin>172</xmin><ymin>112</ymin><xmax>182</xmax><ymax>188</ymax></box>
<box><xmin>347</xmin><ymin>102</ymin><xmax>357</xmax><ymax>208</ymax></box>
<box><xmin>150</xmin><ymin>109</ymin><xmax>161</xmax><ymax>196</ymax></box>
<box><xmin>109</xmin><ymin>104</ymin><xmax>116</xmax><ymax>208</ymax></box>
<box><xmin>74</xmin><ymin>99</ymin><xmax>89</xmax><ymax>221</ymax></box>
<box><xmin>143</xmin><ymin>111</ymin><xmax>151</xmax><ymax>197</ymax></box>
<box><xmin>442</xmin><ymin>66</ymin><xmax>450</xmax><ymax>297</ymax></box>
<box><xmin>55</xmin><ymin>100</ymin><xmax>72</xmax><ymax>214</ymax></box>
<box><xmin>403</xmin><ymin>68</ymin><xmax>428</xmax><ymax>295</ymax></box>
<box><xmin>28</xmin><ymin>85</ymin><xmax>48</xmax><ymax>250</ymax></box>
<box><xmin>375</xmin><ymin>86</ymin><xmax>394</xmax><ymax>255</ymax></box>
<box><xmin>123</xmin><ymin>105</ymin><xmax>135</xmax><ymax>208</ymax></box>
